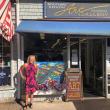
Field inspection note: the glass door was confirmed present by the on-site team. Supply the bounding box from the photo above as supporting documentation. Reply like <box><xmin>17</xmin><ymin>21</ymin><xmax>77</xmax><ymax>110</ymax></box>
<box><xmin>81</xmin><ymin>39</ymin><xmax>105</xmax><ymax>97</ymax></box>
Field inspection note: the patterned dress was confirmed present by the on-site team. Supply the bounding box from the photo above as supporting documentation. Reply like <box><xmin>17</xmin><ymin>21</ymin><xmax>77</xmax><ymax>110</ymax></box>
<box><xmin>25</xmin><ymin>63</ymin><xmax>38</xmax><ymax>94</ymax></box>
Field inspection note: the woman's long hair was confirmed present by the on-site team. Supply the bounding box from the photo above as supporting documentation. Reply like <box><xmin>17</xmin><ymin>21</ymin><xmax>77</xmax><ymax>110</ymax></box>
<box><xmin>27</xmin><ymin>55</ymin><xmax>37</xmax><ymax>64</ymax></box>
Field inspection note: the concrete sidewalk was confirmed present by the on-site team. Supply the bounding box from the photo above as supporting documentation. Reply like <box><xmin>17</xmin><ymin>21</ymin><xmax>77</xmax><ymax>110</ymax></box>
<box><xmin>1</xmin><ymin>99</ymin><xmax>110</xmax><ymax>110</ymax></box>
<box><xmin>0</xmin><ymin>101</ymin><xmax>76</xmax><ymax>110</ymax></box>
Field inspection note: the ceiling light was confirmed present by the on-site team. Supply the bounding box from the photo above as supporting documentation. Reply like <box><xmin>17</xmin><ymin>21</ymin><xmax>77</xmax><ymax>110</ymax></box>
<box><xmin>64</xmin><ymin>37</ymin><xmax>67</xmax><ymax>40</ymax></box>
<box><xmin>40</xmin><ymin>33</ymin><xmax>45</xmax><ymax>39</ymax></box>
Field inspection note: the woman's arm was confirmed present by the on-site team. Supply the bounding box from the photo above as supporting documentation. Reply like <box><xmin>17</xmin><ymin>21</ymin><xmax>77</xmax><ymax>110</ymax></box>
<box><xmin>19</xmin><ymin>64</ymin><xmax>27</xmax><ymax>80</ymax></box>
<box><xmin>34</xmin><ymin>64</ymin><xmax>39</xmax><ymax>74</ymax></box>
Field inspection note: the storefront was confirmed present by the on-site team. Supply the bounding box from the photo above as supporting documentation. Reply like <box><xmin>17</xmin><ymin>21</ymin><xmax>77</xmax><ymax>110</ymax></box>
<box><xmin>15</xmin><ymin>0</ymin><xmax>110</xmax><ymax>100</ymax></box>
<box><xmin>1</xmin><ymin>0</ymin><xmax>110</xmax><ymax>102</ymax></box>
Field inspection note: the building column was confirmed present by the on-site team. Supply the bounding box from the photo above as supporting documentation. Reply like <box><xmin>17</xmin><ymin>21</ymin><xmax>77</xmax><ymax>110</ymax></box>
<box><xmin>79</xmin><ymin>39</ymin><xmax>81</xmax><ymax>69</ymax></box>
<box><xmin>16</xmin><ymin>0</ymin><xmax>22</xmax><ymax>99</ymax></box>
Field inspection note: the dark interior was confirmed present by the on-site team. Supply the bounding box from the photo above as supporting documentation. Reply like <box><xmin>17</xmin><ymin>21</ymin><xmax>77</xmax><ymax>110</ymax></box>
<box><xmin>23</xmin><ymin>33</ymin><xmax>67</xmax><ymax>62</ymax></box>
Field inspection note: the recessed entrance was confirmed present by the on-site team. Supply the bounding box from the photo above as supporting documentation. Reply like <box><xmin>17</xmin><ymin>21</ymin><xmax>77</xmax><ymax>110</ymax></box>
<box><xmin>80</xmin><ymin>39</ymin><xmax>105</xmax><ymax>98</ymax></box>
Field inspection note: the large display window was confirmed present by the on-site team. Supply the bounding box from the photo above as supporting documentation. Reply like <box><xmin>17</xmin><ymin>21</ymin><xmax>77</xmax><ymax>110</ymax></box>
<box><xmin>23</xmin><ymin>34</ymin><xmax>67</xmax><ymax>94</ymax></box>
<box><xmin>0</xmin><ymin>37</ymin><xmax>11</xmax><ymax>86</ymax></box>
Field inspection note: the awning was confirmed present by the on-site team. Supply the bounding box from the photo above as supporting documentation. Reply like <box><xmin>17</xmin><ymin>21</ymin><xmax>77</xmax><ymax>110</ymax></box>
<box><xmin>16</xmin><ymin>20</ymin><xmax>110</xmax><ymax>36</ymax></box>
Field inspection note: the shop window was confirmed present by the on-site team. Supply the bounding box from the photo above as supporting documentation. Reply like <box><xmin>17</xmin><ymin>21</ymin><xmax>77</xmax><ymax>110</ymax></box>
<box><xmin>0</xmin><ymin>37</ymin><xmax>11</xmax><ymax>86</ymax></box>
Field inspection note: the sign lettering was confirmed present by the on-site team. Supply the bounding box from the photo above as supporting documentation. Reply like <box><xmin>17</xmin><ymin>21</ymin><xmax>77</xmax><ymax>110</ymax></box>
<box><xmin>44</xmin><ymin>2</ymin><xmax>110</xmax><ymax>19</ymax></box>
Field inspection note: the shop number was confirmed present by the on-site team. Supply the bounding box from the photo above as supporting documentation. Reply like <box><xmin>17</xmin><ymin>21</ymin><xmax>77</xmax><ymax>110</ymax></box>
<box><xmin>69</xmin><ymin>82</ymin><xmax>80</xmax><ymax>89</ymax></box>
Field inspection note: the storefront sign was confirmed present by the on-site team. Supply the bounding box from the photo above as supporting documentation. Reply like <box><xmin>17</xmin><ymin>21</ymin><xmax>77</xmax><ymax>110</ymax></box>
<box><xmin>44</xmin><ymin>2</ymin><xmax>110</xmax><ymax>19</ymax></box>
<box><xmin>66</xmin><ymin>72</ymin><xmax>82</xmax><ymax>100</ymax></box>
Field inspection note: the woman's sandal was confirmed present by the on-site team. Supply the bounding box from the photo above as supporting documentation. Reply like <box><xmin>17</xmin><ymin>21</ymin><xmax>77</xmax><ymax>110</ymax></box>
<box><xmin>23</xmin><ymin>104</ymin><xmax>28</xmax><ymax>110</ymax></box>
<box><xmin>28</xmin><ymin>103</ymin><xmax>32</xmax><ymax>109</ymax></box>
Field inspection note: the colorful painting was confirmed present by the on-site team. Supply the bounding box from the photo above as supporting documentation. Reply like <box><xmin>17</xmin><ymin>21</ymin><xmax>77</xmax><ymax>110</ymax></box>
<box><xmin>36</xmin><ymin>61</ymin><xmax>66</xmax><ymax>91</ymax></box>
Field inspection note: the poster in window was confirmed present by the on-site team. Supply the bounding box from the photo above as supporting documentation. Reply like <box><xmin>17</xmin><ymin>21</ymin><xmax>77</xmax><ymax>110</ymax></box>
<box><xmin>72</xmin><ymin>49</ymin><xmax>78</xmax><ymax>65</ymax></box>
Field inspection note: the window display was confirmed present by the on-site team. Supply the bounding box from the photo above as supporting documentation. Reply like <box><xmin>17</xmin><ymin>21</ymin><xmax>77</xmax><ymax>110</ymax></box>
<box><xmin>0</xmin><ymin>37</ymin><xmax>11</xmax><ymax>86</ymax></box>
<box><xmin>23</xmin><ymin>35</ymin><xmax>66</xmax><ymax>94</ymax></box>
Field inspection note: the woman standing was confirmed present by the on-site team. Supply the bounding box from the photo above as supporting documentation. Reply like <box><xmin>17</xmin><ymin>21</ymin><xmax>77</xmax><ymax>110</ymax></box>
<box><xmin>19</xmin><ymin>55</ymin><xmax>38</xmax><ymax>109</ymax></box>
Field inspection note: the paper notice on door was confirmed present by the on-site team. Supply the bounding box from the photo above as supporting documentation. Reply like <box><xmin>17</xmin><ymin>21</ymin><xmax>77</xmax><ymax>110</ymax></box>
<box><xmin>72</xmin><ymin>49</ymin><xmax>78</xmax><ymax>65</ymax></box>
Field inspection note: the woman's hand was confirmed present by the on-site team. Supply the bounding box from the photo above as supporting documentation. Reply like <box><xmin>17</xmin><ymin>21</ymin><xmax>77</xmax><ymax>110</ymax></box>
<box><xmin>34</xmin><ymin>64</ymin><xmax>39</xmax><ymax>74</ymax></box>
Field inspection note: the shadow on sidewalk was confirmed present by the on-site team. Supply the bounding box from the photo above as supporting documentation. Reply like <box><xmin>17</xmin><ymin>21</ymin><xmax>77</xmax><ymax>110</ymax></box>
<box><xmin>13</xmin><ymin>72</ymin><xmax>26</xmax><ymax>110</ymax></box>
<box><xmin>72</xmin><ymin>99</ymin><xmax>110</xmax><ymax>110</ymax></box>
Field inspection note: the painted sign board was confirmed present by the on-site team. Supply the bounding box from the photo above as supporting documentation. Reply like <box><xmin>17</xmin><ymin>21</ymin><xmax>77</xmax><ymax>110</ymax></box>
<box><xmin>44</xmin><ymin>2</ymin><xmax>110</xmax><ymax>19</ymax></box>
<box><xmin>65</xmin><ymin>68</ymin><xmax>83</xmax><ymax>100</ymax></box>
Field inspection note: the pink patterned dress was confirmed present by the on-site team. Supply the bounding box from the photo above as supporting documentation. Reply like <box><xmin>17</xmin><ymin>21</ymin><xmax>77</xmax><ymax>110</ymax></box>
<box><xmin>25</xmin><ymin>63</ymin><xmax>38</xmax><ymax>94</ymax></box>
